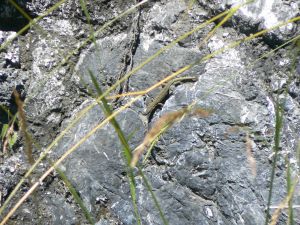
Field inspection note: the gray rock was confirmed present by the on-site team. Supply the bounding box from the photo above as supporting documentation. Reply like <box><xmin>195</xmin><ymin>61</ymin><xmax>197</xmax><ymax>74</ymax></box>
<box><xmin>73</xmin><ymin>34</ymin><xmax>129</xmax><ymax>94</ymax></box>
<box><xmin>0</xmin><ymin>69</ymin><xmax>28</xmax><ymax>111</ymax></box>
<box><xmin>0</xmin><ymin>37</ymin><xmax>28</xmax><ymax>124</ymax></box>
<box><xmin>198</xmin><ymin>0</ymin><xmax>300</xmax><ymax>44</ymax></box>
<box><xmin>21</xmin><ymin>17</ymin><xmax>83</xmax><ymax>144</ymax></box>
<box><xmin>1</xmin><ymin>0</ymin><xmax>300</xmax><ymax>224</ymax></box>
<box><xmin>0</xmin><ymin>31</ymin><xmax>20</xmax><ymax>68</ymax></box>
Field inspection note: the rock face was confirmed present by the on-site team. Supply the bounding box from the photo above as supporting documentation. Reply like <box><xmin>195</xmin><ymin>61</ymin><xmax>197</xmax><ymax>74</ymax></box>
<box><xmin>0</xmin><ymin>0</ymin><xmax>300</xmax><ymax>224</ymax></box>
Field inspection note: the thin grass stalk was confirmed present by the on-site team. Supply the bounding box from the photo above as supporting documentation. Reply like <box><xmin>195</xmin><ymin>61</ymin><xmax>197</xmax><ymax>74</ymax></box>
<box><xmin>8</xmin><ymin>0</ymin><xmax>31</xmax><ymax>21</ymax></box>
<box><xmin>13</xmin><ymin>90</ymin><xmax>44</xmax><ymax>223</ymax></box>
<box><xmin>197</xmin><ymin>1</ymin><xmax>242</xmax><ymax>48</ymax></box>
<box><xmin>252</xmin><ymin>34</ymin><xmax>300</xmax><ymax>65</ymax></box>
<box><xmin>89</xmin><ymin>70</ymin><xmax>168</xmax><ymax>225</ymax></box>
<box><xmin>286</xmin><ymin>160</ymin><xmax>294</xmax><ymax>225</ymax></box>
<box><xmin>297</xmin><ymin>140</ymin><xmax>300</xmax><ymax>174</ymax></box>
<box><xmin>1</xmin><ymin>113</ymin><xmax>17</xmax><ymax>154</ymax></box>
<box><xmin>131</xmin><ymin>108</ymin><xmax>189</xmax><ymax>167</ymax></box>
<box><xmin>264</xmin><ymin>99</ymin><xmax>283</xmax><ymax>225</ymax></box>
<box><xmin>280</xmin><ymin>41</ymin><xmax>300</xmax><ymax>225</ymax></box>
<box><xmin>13</xmin><ymin>90</ymin><xmax>34</xmax><ymax>165</ymax></box>
<box><xmin>138</xmin><ymin>169</ymin><xmax>169</xmax><ymax>225</ymax></box>
<box><xmin>55</xmin><ymin>166</ymin><xmax>95</xmax><ymax>224</ymax></box>
<box><xmin>142</xmin><ymin>127</ymin><xmax>168</xmax><ymax>166</ymax></box>
<box><xmin>30</xmin><ymin>134</ymin><xmax>96</xmax><ymax>225</ymax></box>
<box><xmin>263</xmin><ymin>37</ymin><xmax>300</xmax><ymax>225</ymax></box>
<box><xmin>88</xmin><ymin>70</ymin><xmax>142</xmax><ymax>224</ymax></box>
<box><xmin>8</xmin><ymin>0</ymin><xmax>47</xmax><ymax>36</ymax></box>
<box><xmin>79</xmin><ymin>0</ymin><xmax>96</xmax><ymax>44</ymax></box>
<box><xmin>283</xmin><ymin>42</ymin><xmax>300</xmax><ymax>225</ymax></box>
<box><xmin>90</xmin><ymin>75</ymin><xmax>169</xmax><ymax>224</ymax></box>
<box><xmin>88</xmin><ymin>71</ymin><xmax>133</xmax><ymax>163</ymax></box>
<box><xmin>0</xmin><ymin>105</ymin><xmax>13</xmax><ymax>118</ymax></box>
<box><xmin>270</xmin><ymin>177</ymin><xmax>299</xmax><ymax>225</ymax></box>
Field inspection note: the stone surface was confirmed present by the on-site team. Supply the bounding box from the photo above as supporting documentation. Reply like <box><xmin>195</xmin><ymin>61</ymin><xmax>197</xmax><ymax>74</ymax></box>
<box><xmin>198</xmin><ymin>0</ymin><xmax>300</xmax><ymax>45</ymax></box>
<box><xmin>0</xmin><ymin>1</ymin><xmax>28</xmax><ymax>31</ymax></box>
<box><xmin>0</xmin><ymin>0</ymin><xmax>300</xmax><ymax>224</ymax></box>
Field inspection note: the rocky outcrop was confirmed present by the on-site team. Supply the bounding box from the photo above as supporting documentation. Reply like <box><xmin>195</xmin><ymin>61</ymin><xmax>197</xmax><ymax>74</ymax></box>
<box><xmin>0</xmin><ymin>0</ymin><xmax>300</xmax><ymax>224</ymax></box>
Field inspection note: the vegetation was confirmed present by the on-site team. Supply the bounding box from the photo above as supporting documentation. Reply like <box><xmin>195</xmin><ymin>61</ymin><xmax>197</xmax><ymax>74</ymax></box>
<box><xmin>0</xmin><ymin>0</ymin><xmax>300</xmax><ymax>224</ymax></box>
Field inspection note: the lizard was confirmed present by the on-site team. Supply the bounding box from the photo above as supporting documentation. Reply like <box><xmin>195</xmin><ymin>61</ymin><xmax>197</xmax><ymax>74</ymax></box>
<box><xmin>142</xmin><ymin>76</ymin><xmax>198</xmax><ymax>118</ymax></box>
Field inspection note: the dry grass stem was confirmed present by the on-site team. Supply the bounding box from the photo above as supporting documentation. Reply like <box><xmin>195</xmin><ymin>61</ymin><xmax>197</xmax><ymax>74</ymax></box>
<box><xmin>130</xmin><ymin>107</ymin><xmax>212</xmax><ymax>167</ymax></box>
<box><xmin>13</xmin><ymin>89</ymin><xmax>34</xmax><ymax>165</ymax></box>
<box><xmin>269</xmin><ymin>176</ymin><xmax>299</xmax><ymax>225</ymax></box>
<box><xmin>130</xmin><ymin>109</ymin><xmax>188</xmax><ymax>167</ymax></box>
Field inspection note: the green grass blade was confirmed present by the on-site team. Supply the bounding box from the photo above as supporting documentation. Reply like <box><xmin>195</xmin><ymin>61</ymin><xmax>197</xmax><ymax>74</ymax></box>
<box><xmin>89</xmin><ymin>69</ymin><xmax>169</xmax><ymax>224</ymax></box>
<box><xmin>264</xmin><ymin>99</ymin><xmax>283</xmax><ymax>225</ymax></box>
<box><xmin>297</xmin><ymin>141</ymin><xmax>300</xmax><ymax>174</ymax></box>
<box><xmin>88</xmin><ymin>70</ymin><xmax>133</xmax><ymax>163</ymax></box>
<box><xmin>79</xmin><ymin>0</ymin><xmax>92</xmax><ymax>25</ymax></box>
<box><xmin>8</xmin><ymin>0</ymin><xmax>32</xmax><ymax>21</ymax></box>
<box><xmin>138</xmin><ymin>169</ymin><xmax>169</xmax><ymax>225</ymax></box>
<box><xmin>286</xmin><ymin>160</ymin><xmax>294</xmax><ymax>225</ymax></box>
<box><xmin>1</xmin><ymin>124</ymin><xmax>9</xmax><ymax>140</ymax></box>
<box><xmin>0</xmin><ymin>105</ymin><xmax>13</xmax><ymax>118</ymax></box>
<box><xmin>55</xmin><ymin>166</ymin><xmax>95</xmax><ymax>225</ymax></box>
<box><xmin>31</xmin><ymin>135</ymin><xmax>96</xmax><ymax>224</ymax></box>
<box><xmin>8</xmin><ymin>0</ymin><xmax>47</xmax><ymax>36</ymax></box>
<box><xmin>88</xmin><ymin>70</ymin><xmax>141</xmax><ymax>224</ymax></box>
<box><xmin>79</xmin><ymin>0</ymin><xmax>96</xmax><ymax>44</ymax></box>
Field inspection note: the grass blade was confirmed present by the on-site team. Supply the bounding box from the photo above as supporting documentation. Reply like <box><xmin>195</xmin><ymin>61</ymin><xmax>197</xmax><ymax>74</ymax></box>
<box><xmin>13</xmin><ymin>90</ymin><xmax>34</xmax><ymax>165</ymax></box>
<box><xmin>88</xmin><ymin>70</ymin><xmax>141</xmax><ymax>224</ymax></box>
<box><xmin>55</xmin><ymin>166</ymin><xmax>95</xmax><ymax>224</ymax></box>
<box><xmin>89</xmin><ymin>70</ymin><xmax>169</xmax><ymax>224</ymax></box>
<box><xmin>264</xmin><ymin>99</ymin><xmax>283</xmax><ymax>225</ymax></box>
